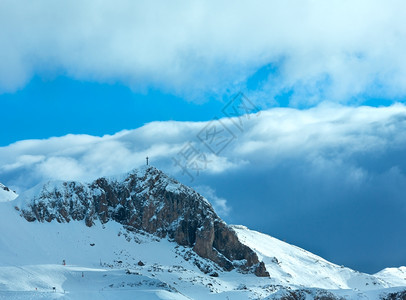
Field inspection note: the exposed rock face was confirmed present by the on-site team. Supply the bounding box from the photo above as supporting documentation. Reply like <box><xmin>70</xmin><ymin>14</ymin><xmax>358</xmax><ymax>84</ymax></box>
<box><xmin>382</xmin><ymin>290</ymin><xmax>406</xmax><ymax>300</ymax></box>
<box><xmin>17</xmin><ymin>166</ymin><xmax>268</xmax><ymax>277</ymax></box>
<box><xmin>0</xmin><ymin>183</ymin><xmax>10</xmax><ymax>192</ymax></box>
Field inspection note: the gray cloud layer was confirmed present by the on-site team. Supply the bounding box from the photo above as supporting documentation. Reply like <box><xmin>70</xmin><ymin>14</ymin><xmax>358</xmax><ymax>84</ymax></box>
<box><xmin>2</xmin><ymin>1</ymin><xmax>406</xmax><ymax>103</ymax></box>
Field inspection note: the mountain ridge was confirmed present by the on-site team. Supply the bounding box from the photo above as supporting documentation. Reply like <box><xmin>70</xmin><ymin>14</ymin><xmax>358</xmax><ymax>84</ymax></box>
<box><xmin>15</xmin><ymin>166</ymin><xmax>268</xmax><ymax>277</ymax></box>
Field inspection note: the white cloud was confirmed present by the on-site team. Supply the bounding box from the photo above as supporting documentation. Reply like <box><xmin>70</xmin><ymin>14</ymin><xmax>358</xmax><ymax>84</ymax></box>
<box><xmin>1</xmin><ymin>1</ymin><xmax>406</xmax><ymax>103</ymax></box>
<box><xmin>1</xmin><ymin>103</ymin><xmax>406</xmax><ymax>194</ymax></box>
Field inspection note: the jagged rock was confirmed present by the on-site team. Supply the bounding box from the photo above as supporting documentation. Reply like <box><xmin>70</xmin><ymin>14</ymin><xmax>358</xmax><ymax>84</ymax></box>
<box><xmin>382</xmin><ymin>290</ymin><xmax>406</xmax><ymax>300</ymax></box>
<box><xmin>17</xmin><ymin>166</ymin><xmax>269</xmax><ymax>277</ymax></box>
<box><xmin>138</xmin><ymin>260</ymin><xmax>145</xmax><ymax>267</ymax></box>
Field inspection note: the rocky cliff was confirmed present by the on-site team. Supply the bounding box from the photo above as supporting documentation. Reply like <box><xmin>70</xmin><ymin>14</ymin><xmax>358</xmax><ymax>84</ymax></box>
<box><xmin>16</xmin><ymin>166</ymin><xmax>268</xmax><ymax>277</ymax></box>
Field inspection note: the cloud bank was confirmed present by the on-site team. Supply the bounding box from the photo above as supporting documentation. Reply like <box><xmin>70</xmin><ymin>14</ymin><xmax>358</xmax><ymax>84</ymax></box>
<box><xmin>1</xmin><ymin>103</ymin><xmax>406</xmax><ymax>191</ymax></box>
<box><xmin>1</xmin><ymin>1</ymin><xmax>406</xmax><ymax>104</ymax></box>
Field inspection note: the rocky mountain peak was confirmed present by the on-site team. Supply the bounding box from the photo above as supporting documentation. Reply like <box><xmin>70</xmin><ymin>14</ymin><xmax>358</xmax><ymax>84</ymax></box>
<box><xmin>16</xmin><ymin>166</ymin><xmax>269</xmax><ymax>277</ymax></box>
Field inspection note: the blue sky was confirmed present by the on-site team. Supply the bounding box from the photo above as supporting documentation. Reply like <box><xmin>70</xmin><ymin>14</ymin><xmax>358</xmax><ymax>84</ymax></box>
<box><xmin>0</xmin><ymin>76</ymin><xmax>227</xmax><ymax>146</ymax></box>
<box><xmin>1</xmin><ymin>1</ymin><xmax>406</xmax><ymax>274</ymax></box>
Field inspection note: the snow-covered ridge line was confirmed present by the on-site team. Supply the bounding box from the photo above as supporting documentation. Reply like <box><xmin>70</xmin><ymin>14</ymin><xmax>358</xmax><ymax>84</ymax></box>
<box><xmin>232</xmin><ymin>225</ymin><xmax>406</xmax><ymax>291</ymax></box>
<box><xmin>0</xmin><ymin>182</ymin><xmax>18</xmax><ymax>202</ymax></box>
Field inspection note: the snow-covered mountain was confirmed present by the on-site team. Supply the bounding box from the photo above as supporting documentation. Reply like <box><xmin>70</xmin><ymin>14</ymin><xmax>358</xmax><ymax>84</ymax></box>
<box><xmin>0</xmin><ymin>166</ymin><xmax>405</xmax><ymax>299</ymax></box>
<box><xmin>0</xmin><ymin>182</ymin><xmax>17</xmax><ymax>202</ymax></box>
<box><xmin>14</xmin><ymin>166</ymin><xmax>267</xmax><ymax>277</ymax></box>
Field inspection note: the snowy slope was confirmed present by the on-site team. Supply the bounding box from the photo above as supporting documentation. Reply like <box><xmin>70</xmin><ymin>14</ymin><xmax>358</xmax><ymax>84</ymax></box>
<box><xmin>1</xmin><ymin>199</ymin><xmax>405</xmax><ymax>299</ymax></box>
<box><xmin>0</xmin><ymin>182</ymin><xmax>17</xmax><ymax>202</ymax></box>
<box><xmin>1</xmin><ymin>166</ymin><xmax>406</xmax><ymax>299</ymax></box>
<box><xmin>0</xmin><ymin>199</ymin><xmax>274</xmax><ymax>299</ymax></box>
<box><xmin>232</xmin><ymin>225</ymin><xmax>406</xmax><ymax>291</ymax></box>
<box><xmin>375</xmin><ymin>267</ymin><xmax>406</xmax><ymax>287</ymax></box>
